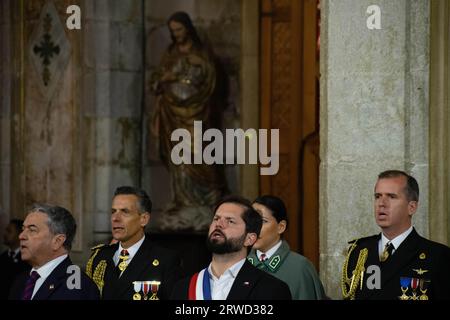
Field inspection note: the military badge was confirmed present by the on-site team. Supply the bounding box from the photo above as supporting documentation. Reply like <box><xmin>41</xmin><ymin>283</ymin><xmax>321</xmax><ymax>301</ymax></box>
<box><xmin>132</xmin><ymin>280</ymin><xmax>161</xmax><ymax>300</ymax></box>
<box><xmin>148</xmin><ymin>281</ymin><xmax>161</xmax><ymax>300</ymax></box>
<box><xmin>410</xmin><ymin>277</ymin><xmax>420</xmax><ymax>300</ymax></box>
<box><xmin>399</xmin><ymin>277</ymin><xmax>410</xmax><ymax>300</ymax></box>
<box><xmin>133</xmin><ymin>281</ymin><xmax>142</xmax><ymax>300</ymax></box>
<box><xmin>267</xmin><ymin>255</ymin><xmax>281</xmax><ymax>271</ymax></box>
<box><xmin>118</xmin><ymin>253</ymin><xmax>130</xmax><ymax>272</ymax></box>
<box><xmin>412</xmin><ymin>268</ymin><xmax>428</xmax><ymax>275</ymax></box>
<box><xmin>419</xmin><ymin>279</ymin><xmax>430</xmax><ymax>300</ymax></box>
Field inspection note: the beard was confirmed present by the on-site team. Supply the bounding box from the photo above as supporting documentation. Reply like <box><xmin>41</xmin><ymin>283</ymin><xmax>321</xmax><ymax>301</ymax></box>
<box><xmin>206</xmin><ymin>229</ymin><xmax>246</xmax><ymax>254</ymax></box>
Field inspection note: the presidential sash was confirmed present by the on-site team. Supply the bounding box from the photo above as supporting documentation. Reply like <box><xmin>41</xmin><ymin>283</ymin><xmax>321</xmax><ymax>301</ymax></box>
<box><xmin>188</xmin><ymin>268</ymin><xmax>212</xmax><ymax>300</ymax></box>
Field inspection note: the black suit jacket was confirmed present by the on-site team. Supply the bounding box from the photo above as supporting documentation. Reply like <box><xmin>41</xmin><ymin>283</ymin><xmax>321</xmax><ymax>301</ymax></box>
<box><xmin>344</xmin><ymin>228</ymin><xmax>450</xmax><ymax>300</ymax></box>
<box><xmin>8</xmin><ymin>256</ymin><xmax>99</xmax><ymax>300</ymax></box>
<box><xmin>171</xmin><ymin>260</ymin><xmax>292</xmax><ymax>300</ymax></box>
<box><xmin>0</xmin><ymin>250</ymin><xmax>30</xmax><ymax>299</ymax></box>
<box><xmin>86</xmin><ymin>235</ymin><xmax>182</xmax><ymax>300</ymax></box>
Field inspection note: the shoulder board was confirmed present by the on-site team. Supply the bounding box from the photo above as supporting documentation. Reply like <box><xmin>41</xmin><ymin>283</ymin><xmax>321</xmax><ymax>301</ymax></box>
<box><xmin>90</xmin><ymin>244</ymin><xmax>108</xmax><ymax>251</ymax></box>
<box><xmin>348</xmin><ymin>234</ymin><xmax>378</xmax><ymax>245</ymax></box>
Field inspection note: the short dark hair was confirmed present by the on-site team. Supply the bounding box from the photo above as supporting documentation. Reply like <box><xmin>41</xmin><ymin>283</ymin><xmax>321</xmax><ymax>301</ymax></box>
<box><xmin>253</xmin><ymin>195</ymin><xmax>289</xmax><ymax>227</ymax></box>
<box><xmin>213</xmin><ymin>195</ymin><xmax>262</xmax><ymax>237</ymax></box>
<box><xmin>9</xmin><ymin>219</ymin><xmax>24</xmax><ymax>233</ymax></box>
<box><xmin>29</xmin><ymin>204</ymin><xmax>76</xmax><ymax>251</ymax></box>
<box><xmin>377</xmin><ymin>170</ymin><xmax>419</xmax><ymax>202</ymax></box>
<box><xmin>167</xmin><ymin>11</ymin><xmax>202</xmax><ymax>49</ymax></box>
<box><xmin>113</xmin><ymin>186</ymin><xmax>152</xmax><ymax>213</ymax></box>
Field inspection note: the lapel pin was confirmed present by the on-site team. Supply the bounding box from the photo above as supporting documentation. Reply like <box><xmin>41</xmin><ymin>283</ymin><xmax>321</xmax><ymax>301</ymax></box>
<box><xmin>152</xmin><ymin>259</ymin><xmax>159</xmax><ymax>266</ymax></box>
<box><xmin>419</xmin><ymin>253</ymin><xmax>426</xmax><ymax>260</ymax></box>
<box><xmin>413</xmin><ymin>268</ymin><xmax>428</xmax><ymax>275</ymax></box>
<box><xmin>49</xmin><ymin>284</ymin><xmax>54</xmax><ymax>290</ymax></box>
<box><xmin>244</xmin><ymin>281</ymin><xmax>250</xmax><ymax>286</ymax></box>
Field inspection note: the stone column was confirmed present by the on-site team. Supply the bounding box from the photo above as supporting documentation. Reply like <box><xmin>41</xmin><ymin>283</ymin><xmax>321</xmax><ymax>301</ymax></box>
<box><xmin>0</xmin><ymin>0</ymin><xmax>12</xmax><ymax>250</ymax></box>
<box><xmin>80</xmin><ymin>0</ymin><xmax>143</xmax><ymax>261</ymax></box>
<box><xmin>320</xmin><ymin>0</ymin><xmax>429</xmax><ymax>298</ymax></box>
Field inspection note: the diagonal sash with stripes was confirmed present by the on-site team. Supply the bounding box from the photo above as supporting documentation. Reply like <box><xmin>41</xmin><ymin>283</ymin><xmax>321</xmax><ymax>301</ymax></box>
<box><xmin>188</xmin><ymin>268</ymin><xmax>212</xmax><ymax>300</ymax></box>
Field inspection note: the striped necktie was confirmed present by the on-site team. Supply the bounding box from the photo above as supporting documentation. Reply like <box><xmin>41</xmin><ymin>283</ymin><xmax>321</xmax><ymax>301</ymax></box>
<box><xmin>22</xmin><ymin>271</ymin><xmax>40</xmax><ymax>300</ymax></box>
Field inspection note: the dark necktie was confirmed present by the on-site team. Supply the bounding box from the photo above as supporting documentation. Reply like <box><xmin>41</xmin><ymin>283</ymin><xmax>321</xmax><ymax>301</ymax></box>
<box><xmin>116</xmin><ymin>249</ymin><xmax>129</xmax><ymax>277</ymax></box>
<box><xmin>380</xmin><ymin>242</ymin><xmax>395</xmax><ymax>262</ymax></box>
<box><xmin>22</xmin><ymin>271</ymin><xmax>40</xmax><ymax>300</ymax></box>
<box><xmin>259</xmin><ymin>253</ymin><xmax>267</xmax><ymax>262</ymax></box>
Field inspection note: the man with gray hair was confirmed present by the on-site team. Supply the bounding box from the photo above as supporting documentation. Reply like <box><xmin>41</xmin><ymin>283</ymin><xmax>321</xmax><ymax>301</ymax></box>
<box><xmin>8</xmin><ymin>204</ymin><xmax>99</xmax><ymax>300</ymax></box>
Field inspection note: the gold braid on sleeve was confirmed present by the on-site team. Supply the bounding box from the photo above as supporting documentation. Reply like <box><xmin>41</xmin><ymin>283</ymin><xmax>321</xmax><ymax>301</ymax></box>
<box><xmin>341</xmin><ymin>241</ymin><xmax>368</xmax><ymax>300</ymax></box>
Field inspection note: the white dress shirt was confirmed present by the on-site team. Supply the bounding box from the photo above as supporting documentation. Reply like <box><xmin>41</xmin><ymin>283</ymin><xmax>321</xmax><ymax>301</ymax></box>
<box><xmin>31</xmin><ymin>254</ymin><xmax>68</xmax><ymax>299</ymax></box>
<box><xmin>113</xmin><ymin>235</ymin><xmax>145</xmax><ymax>273</ymax></box>
<box><xmin>379</xmin><ymin>226</ymin><xmax>413</xmax><ymax>256</ymax></box>
<box><xmin>207</xmin><ymin>258</ymin><xmax>246</xmax><ymax>300</ymax></box>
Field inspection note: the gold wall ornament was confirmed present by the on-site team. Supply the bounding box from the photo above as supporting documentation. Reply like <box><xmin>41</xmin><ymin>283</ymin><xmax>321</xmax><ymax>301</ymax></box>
<box><xmin>341</xmin><ymin>241</ymin><xmax>368</xmax><ymax>300</ymax></box>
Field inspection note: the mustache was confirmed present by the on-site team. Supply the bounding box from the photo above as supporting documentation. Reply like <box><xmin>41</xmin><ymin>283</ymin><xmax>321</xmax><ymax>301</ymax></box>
<box><xmin>210</xmin><ymin>229</ymin><xmax>225</xmax><ymax>238</ymax></box>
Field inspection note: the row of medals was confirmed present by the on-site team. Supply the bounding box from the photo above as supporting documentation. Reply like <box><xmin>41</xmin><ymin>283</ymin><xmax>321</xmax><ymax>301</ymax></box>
<box><xmin>399</xmin><ymin>277</ymin><xmax>429</xmax><ymax>300</ymax></box>
<box><xmin>132</xmin><ymin>281</ymin><xmax>161</xmax><ymax>300</ymax></box>
<box><xmin>118</xmin><ymin>255</ymin><xmax>161</xmax><ymax>300</ymax></box>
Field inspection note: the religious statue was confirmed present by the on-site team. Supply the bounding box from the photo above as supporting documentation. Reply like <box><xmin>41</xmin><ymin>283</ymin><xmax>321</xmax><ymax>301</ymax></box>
<box><xmin>149</xmin><ymin>11</ymin><xmax>228</xmax><ymax>232</ymax></box>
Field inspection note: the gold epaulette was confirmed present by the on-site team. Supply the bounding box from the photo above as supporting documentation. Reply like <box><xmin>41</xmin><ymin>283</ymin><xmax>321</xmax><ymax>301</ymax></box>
<box><xmin>90</xmin><ymin>243</ymin><xmax>107</xmax><ymax>251</ymax></box>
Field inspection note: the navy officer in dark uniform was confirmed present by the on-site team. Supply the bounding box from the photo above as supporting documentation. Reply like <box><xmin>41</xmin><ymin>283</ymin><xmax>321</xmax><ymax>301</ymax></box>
<box><xmin>9</xmin><ymin>204</ymin><xmax>99</xmax><ymax>300</ymax></box>
<box><xmin>342</xmin><ymin>170</ymin><xmax>450</xmax><ymax>300</ymax></box>
<box><xmin>85</xmin><ymin>186</ymin><xmax>182</xmax><ymax>300</ymax></box>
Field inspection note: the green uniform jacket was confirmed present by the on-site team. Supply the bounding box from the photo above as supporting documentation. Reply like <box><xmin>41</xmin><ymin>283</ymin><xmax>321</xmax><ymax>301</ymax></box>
<box><xmin>248</xmin><ymin>240</ymin><xmax>326</xmax><ymax>300</ymax></box>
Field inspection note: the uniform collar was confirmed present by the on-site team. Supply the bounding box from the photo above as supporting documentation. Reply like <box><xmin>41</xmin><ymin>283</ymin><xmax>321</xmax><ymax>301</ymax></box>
<box><xmin>249</xmin><ymin>240</ymin><xmax>290</xmax><ymax>272</ymax></box>
<box><xmin>256</xmin><ymin>240</ymin><xmax>282</xmax><ymax>260</ymax></box>
<box><xmin>380</xmin><ymin>225</ymin><xmax>413</xmax><ymax>253</ymax></box>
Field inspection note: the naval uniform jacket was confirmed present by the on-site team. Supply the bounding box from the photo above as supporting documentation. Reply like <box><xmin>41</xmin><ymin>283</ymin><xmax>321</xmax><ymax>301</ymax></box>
<box><xmin>343</xmin><ymin>228</ymin><xmax>450</xmax><ymax>300</ymax></box>
<box><xmin>248</xmin><ymin>240</ymin><xmax>326</xmax><ymax>300</ymax></box>
<box><xmin>171</xmin><ymin>260</ymin><xmax>292</xmax><ymax>300</ymax></box>
<box><xmin>86</xmin><ymin>235</ymin><xmax>182</xmax><ymax>300</ymax></box>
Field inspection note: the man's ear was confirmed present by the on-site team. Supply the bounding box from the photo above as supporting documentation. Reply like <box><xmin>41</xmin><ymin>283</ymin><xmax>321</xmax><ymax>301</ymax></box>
<box><xmin>244</xmin><ymin>233</ymin><xmax>258</xmax><ymax>247</ymax></box>
<box><xmin>140</xmin><ymin>212</ymin><xmax>151</xmax><ymax>227</ymax></box>
<box><xmin>52</xmin><ymin>234</ymin><xmax>66</xmax><ymax>251</ymax></box>
<box><xmin>408</xmin><ymin>201</ymin><xmax>418</xmax><ymax>217</ymax></box>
